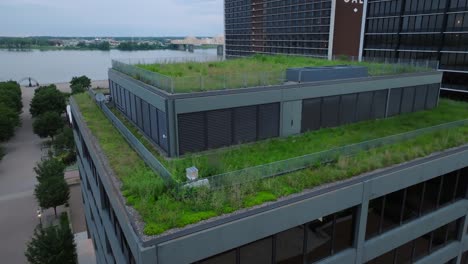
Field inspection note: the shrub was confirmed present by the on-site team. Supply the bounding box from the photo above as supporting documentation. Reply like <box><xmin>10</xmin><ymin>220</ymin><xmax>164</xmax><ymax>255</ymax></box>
<box><xmin>30</xmin><ymin>85</ymin><xmax>66</xmax><ymax>117</ymax></box>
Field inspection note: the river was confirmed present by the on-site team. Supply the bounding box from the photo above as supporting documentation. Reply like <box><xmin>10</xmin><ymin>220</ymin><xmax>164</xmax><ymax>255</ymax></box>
<box><xmin>0</xmin><ymin>49</ymin><xmax>218</xmax><ymax>84</ymax></box>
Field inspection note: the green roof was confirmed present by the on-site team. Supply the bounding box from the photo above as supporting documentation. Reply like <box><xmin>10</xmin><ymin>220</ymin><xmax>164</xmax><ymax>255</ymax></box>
<box><xmin>74</xmin><ymin>93</ymin><xmax>468</xmax><ymax>236</ymax></box>
<box><xmin>112</xmin><ymin>55</ymin><xmax>434</xmax><ymax>93</ymax></box>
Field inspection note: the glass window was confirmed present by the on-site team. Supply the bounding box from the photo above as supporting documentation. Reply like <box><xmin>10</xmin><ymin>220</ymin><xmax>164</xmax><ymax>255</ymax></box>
<box><xmin>199</xmin><ymin>250</ymin><xmax>236</xmax><ymax>264</ymax></box>
<box><xmin>305</xmin><ymin>215</ymin><xmax>333</xmax><ymax>262</ymax></box>
<box><xmin>394</xmin><ymin>241</ymin><xmax>413</xmax><ymax>264</ymax></box>
<box><xmin>402</xmin><ymin>183</ymin><xmax>424</xmax><ymax>222</ymax></box>
<box><xmin>382</xmin><ymin>189</ymin><xmax>405</xmax><ymax>232</ymax></box>
<box><xmin>413</xmin><ymin>232</ymin><xmax>431</xmax><ymax>261</ymax></box>
<box><xmin>276</xmin><ymin>226</ymin><xmax>304</xmax><ymax>264</ymax></box>
<box><xmin>239</xmin><ymin>237</ymin><xmax>273</xmax><ymax>264</ymax></box>
<box><xmin>421</xmin><ymin>177</ymin><xmax>441</xmax><ymax>214</ymax></box>
<box><xmin>431</xmin><ymin>225</ymin><xmax>448</xmax><ymax>251</ymax></box>
<box><xmin>333</xmin><ymin>207</ymin><xmax>355</xmax><ymax>253</ymax></box>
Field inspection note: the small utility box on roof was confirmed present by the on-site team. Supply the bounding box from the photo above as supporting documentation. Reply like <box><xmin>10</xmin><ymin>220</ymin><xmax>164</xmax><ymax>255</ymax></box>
<box><xmin>286</xmin><ymin>65</ymin><xmax>368</xmax><ymax>83</ymax></box>
<box><xmin>186</xmin><ymin>167</ymin><xmax>199</xmax><ymax>181</ymax></box>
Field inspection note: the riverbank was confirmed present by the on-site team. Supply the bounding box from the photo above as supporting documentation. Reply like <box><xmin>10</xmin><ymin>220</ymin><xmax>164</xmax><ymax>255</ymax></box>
<box><xmin>45</xmin><ymin>80</ymin><xmax>109</xmax><ymax>92</ymax></box>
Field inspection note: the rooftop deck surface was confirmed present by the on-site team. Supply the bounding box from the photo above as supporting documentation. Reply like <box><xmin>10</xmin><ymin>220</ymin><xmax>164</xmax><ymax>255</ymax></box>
<box><xmin>113</xmin><ymin>55</ymin><xmax>434</xmax><ymax>93</ymax></box>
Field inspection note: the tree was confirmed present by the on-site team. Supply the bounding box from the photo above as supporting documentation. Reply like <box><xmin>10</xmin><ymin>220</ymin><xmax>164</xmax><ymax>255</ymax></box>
<box><xmin>0</xmin><ymin>81</ymin><xmax>22</xmax><ymax>112</ymax></box>
<box><xmin>25</xmin><ymin>218</ymin><xmax>77</xmax><ymax>264</ymax></box>
<box><xmin>30</xmin><ymin>85</ymin><xmax>66</xmax><ymax>117</ymax></box>
<box><xmin>0</xmin><ymin>103</ymin><xmax>20</xmax><ymax>141</ymax></box>
<box><xmin>34</xmin><ymin>158</ymin><xmax>69</xmax><ymax>216</ymax></box>
<box><xmin>33</xmin><ymin>112</ymin><xmax>64</xmax><ymax>139</ymax></box>
<box><xmin>52</xmin><ymin>127</ymin><xmax>75</xmax><ymax>155</ymax></box>
<box><xmin>69</xmin><ymin>76</ymin><xmax>91</xmax><ymax>94</ymax></box>
<box><xmin>52</xmin><ymin>127</ymin><xmax>76</xmax><ymax>165</ymax></box>
<box><xmin>0</xmin><ymin>146</ymin><xmax>4</xmax><ymax>161</ymax></box>
<box><xmin>34</xmin><ymin>157</ymin><xmax>66</xmax><ymax>180</ymax></box>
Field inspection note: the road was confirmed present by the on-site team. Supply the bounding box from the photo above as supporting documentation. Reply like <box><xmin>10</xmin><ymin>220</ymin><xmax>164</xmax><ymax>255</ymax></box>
<box><xmin>0</xmin><ymin>82</ymin><xmax>105</xmax><ymax>263</ymax></box>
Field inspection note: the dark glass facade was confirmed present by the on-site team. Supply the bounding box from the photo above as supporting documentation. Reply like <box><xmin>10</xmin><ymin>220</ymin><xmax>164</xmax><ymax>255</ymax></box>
<box><xmin>363</xmin><ymin>0</ymin><xmax>468</xmax><ymax>92</ymax></box>
<box><xmin>225</xmin><ymin>0</ymin><xmax>332</xmax><ymax>58</ymax></box>
<box><xmin>365</xmin><ymin>218</ymin><xmax>462</xmax><ymax>263</ymax></box>
<box><xmin>366</xmin><ymin>168</ymin><xmax>468</xmax><ymax>240</ymax></box>
<box><xmin>195</xmin><ymin>207</ymin><xmax>357</xmax><ymax>264</ymax></box>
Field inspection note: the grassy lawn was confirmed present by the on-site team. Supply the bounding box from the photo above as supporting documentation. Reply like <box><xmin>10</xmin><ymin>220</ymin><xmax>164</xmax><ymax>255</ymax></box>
<box><xmin>130</xmin><ymin>55</ymin><xmax>430</xmax><ymax>93</ymax></box>
<box><xmin>74</xmin><ymin>93</ymin><xmax>468</xmax><ymax>235</ymax></box>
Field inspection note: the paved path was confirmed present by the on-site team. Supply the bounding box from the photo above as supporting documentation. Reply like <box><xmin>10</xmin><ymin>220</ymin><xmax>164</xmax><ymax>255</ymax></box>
<box><xmin>0</xmin><ymin>87</ymin><xmax>43</xmax><ymax>263</ymax></box>
<box><xmin>0</xmin><ymin>82</ymin><xmax>103</xmax><ymax>263</ymax></box>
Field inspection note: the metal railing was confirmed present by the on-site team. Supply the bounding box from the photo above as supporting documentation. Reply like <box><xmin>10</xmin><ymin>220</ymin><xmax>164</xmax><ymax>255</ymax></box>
<box><xmin>88</xmin><ymin>90</ymin><xmax>174</xmax><ymax>185</ymax></box>
<box><xmin>187</xmin><ymin>118</ymin><xmax>468</xmax><ymax>189</ymax></box>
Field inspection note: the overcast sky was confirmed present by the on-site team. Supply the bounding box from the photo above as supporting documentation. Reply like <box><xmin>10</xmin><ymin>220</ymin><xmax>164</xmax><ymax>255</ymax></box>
<box><xmin>0</xmin><ymin>0</ymin><xmax>224</xmax><ymax>37</ymax></box>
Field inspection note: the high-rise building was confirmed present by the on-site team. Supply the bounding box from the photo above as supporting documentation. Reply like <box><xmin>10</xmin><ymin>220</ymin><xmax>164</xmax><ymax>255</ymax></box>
<box><xmin>224</xmin><ymin>0</ymin><xmax>468</xmax><ymax>93</ymax></box>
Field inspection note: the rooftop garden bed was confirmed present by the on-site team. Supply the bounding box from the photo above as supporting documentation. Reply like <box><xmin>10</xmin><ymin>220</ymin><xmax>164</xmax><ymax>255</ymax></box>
<box><xmin>74</xmin><ymin>93</ymin><xmax>468</xmax><ymax>236</ymax></box>
<box><xmin>112</xmin><ymin>55</ymin><xmax>434</xmax><ymax>93</ymax></box>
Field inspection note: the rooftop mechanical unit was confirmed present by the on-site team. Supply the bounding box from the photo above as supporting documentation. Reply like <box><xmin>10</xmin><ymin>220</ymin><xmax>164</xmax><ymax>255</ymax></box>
<box><xmin>286</xmin><ymin>65</ymin><xmax>368</xmax><ymax>83</ymax></box>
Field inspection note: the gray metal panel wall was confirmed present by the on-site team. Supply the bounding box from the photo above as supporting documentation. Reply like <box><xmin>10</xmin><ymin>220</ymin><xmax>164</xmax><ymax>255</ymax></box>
<box><xmin>178</xmin><ymin>112</ymin><xmax>205</xmax><ymax>154</ymax></box>
<box><xmin>130</xmin><ymin>93</ymin><xmax>137</xmax><ymax>123</ymax></box>
<box><xmin>177</xmin><ymin>103</ymin><xmax>280</xmax><ymax>154</ymax></box>
<box><xmin>207</xmin><ymin>109</ymin><xmax>232</xmax><ymax>149</ymax></box>
<box><xmin>321</xmin><ymin>96</ymin><xmax>340</xmax><ymax>128</ymax></box>
<box><xmin>387</xmin><ymin>88</ymin><xmax>403</xmax><ymax>117</ymax></box>
<box><xmin>149</xmin><ymin>105</ymin><xmax>159</xmax><ymax>144</ymax></box>
<box><xmin>142</xmin><ymin>100</ymin><xmax>151</xmax><ymax>137</ymax></box>
<box><xmin>355</xmin><ymin>91</ymin><xmax>374</xmax><ymax>122</ymax></box>
<box><xmin>426</xmin><ymin>84</ymin><xmax>440</xmax><ymax>109</ymax></box>
<box><xmin>158</xmin><ymin>109</ymin><xmax>169</xmax><ymax>152</ymax></box>
<box><xmin>135</xmin><ymin>96</ymin><xmax>143</xmax><ymax>128</ymax></box>
<box><xmin>281</xmin><ymin>100</ymin><xmax>302</xmax><ymax>137</ymax></box>
<box><xmin>233</xmin><ymin>106</ymin><xmax>257</xmax><ymax>144</ymax></box>
<box><xmin>301</xmin><ymin>98</ymin><xmax>322</xmax><ymax>132</ymax></box>
<box><xmin>401</xmin><ymin>87</ymin><xmax>416</xmax><ymax>114</ymax></box>
<box><xmin>340</xmin><ymin>93</ymin><xmax>358</xmax><ymax>125</ymax></box>
<box><xmin>258</xmin><ymin>103</ymin><xmax>280</xmax><ymax>140</ymax></box>
<box><xmin>413</xmin><ymin>85</ymin><xmax>428</xmax><ymax>112</ymax></box>
<box><xmin>372</xmin><ymin>90</ymin><xmax>388</xmax><ymax>119</ymax></box>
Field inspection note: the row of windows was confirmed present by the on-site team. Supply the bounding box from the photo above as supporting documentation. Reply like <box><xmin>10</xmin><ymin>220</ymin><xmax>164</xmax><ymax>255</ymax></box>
<box><xmin>367</xmin><ymin>0</ymin><xmax>403</xmax><ymax>17</ymax></box>
<box><xmin>363</xmin><ymin>50</ymin><xmax>440</xmax><ymax>61</ymax></box>
<box><xmin>74</xmin><ymin>121</ymin><xmax>136</xmax><ymax>264</ymax></box>
<box><xmin>403</xmin><ymin>0</ymin><xmax>448</xmax><ymax>15</ymax></box>
<box><xmin>196</xmin><ymin>166</ymin><xmax>467</xmax><ymax>263</ymax></box>
<box><xmin>226</xmin><ymin>9</ymin><xmax>331</xmax><ymax>20</ymax></box>
<box><xmin>440</xmin><ymin>52</ymin><xmax>468</xmax><ymax>70</ymax></box>
<box><xmin>226</xmin><ymin>41</ymin><xmax>328</xmax><ymax>49</ymax></box>
<box><xmin>366</xmin><ymin>168</ymin><xmax>468</xmax><ymax>239</ymax></box>
<box><xmin>194</xmin><ymin>207</ymin><xmax>357</xmax><ymax>264</ymax></box>
<box><xmin>365</xmin><ymin>34</ymin><xmax>443</xmax><ymax>50</ymax></box>
<box><xmin>366</xmin><ymin>218</ymin><xmax>461</xmax><ymax>263</ymax></box>
<box><xmin>365</xmin><ymin>32</ymin><xmax>468</xmax><ymax>52</ymax></box>
<box><xmin>225</xmin><ymin>0</ymin><xmax>331</xmax><ymax>12</ymax></box>
<box><xmin>226</xmin><ymin>24</ymin><xmax>329</xmax><ymax>35</ymax></box>
<box><xmin>442</xmin><ymin>71</ymin><xmax>468</xmax><ymax>90</ymax></box>
<box><xmin>446</xmin><ymin>12</ymin><xmax>468</xmax><ymax>31</ymax></box>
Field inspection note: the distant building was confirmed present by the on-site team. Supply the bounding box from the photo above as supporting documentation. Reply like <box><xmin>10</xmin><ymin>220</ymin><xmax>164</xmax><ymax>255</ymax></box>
<box><xmin>171</xmin><ymin>36</ymin><xmax>225</xmax><ymax>45</ymax></box>
<box><xmin>224</xmin><ymin>0</ymin><xmax>468</xmax><ymax>94</ymax></box>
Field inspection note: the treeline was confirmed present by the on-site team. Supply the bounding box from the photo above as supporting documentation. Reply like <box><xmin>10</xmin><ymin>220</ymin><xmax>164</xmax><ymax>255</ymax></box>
<box><xmin>0</xmin><ymin>37</ymin><xmax>51</xmax><ymax>49</ymax></box>
<box><xmin>76</xmin><ymin>41</ymin><xmax>110</xmax><ymax>51</ymax></box>
<box><xmin>116</xmin><ymin>41</ymin><xmax>164</xmax><ymax>51</ymax></box>
<box><xmin>0</xmin><ymin>81</ymin><xmax>22</xmax><ymax>160</ymax></box>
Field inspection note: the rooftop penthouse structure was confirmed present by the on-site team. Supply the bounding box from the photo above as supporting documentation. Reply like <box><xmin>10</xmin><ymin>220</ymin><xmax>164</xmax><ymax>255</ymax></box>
<box><xmin>71</xmin><ymin>56</ymin><xmax>468</xmax><ymax>264</ymax></box>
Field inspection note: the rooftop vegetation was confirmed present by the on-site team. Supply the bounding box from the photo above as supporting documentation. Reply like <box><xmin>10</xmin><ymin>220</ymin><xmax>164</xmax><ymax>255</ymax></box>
<box><xmin>113</xmin><ymin>55</ymin><xmax>434</xmax><ymax>93</ymax></box>
<box><xmin>74</xmin><ymin>93</ymin><xmax>468</xmax><ymax>236</ymax></box>
<box><xmin>137</xmin><ymin>55</ymin><xmax>427</xmax><ymax>78</ymax></box>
